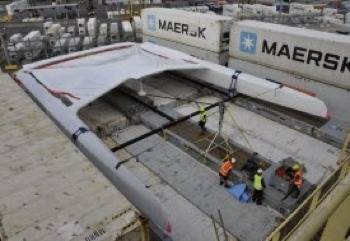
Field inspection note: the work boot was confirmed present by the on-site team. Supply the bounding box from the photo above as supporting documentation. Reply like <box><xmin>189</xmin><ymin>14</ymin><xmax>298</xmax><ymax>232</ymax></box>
<box><xmin>224</xmin><ymin>184</ymin><xmax>231</xmax><ymax>188</ymax></box>
<box><xmin>220</xmin><ymin>181</ymin><xmax>224</xmax><ymax>185</ymax></box>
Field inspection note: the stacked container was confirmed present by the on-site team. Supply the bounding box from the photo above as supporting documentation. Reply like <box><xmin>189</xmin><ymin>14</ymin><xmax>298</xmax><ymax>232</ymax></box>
<box><xmin>228</xmin><ymin>20</ymin><xmax>350</xmax><ymax>89</ymax></box>
<box><xmin>97</xmin><ymin>23</ymin><xmax>108</xmax><ymax>46</ymax></box>
<box><xmin>141</xmin><ymin>8</ymin><xmax>232</xmax><ymax>53</ymax></box>
<box><xmin>87</xmin><ymin>18</ymin><xmax>98</xmax><ymax>37</ymax></box>
<box><xmin>8</xmin><ymin>33</ymin><xmax>24</xmax><ymax>62</ymax></box>
<box><xmin>289</xmin><ymin>3</ymin><xmax>320</xmax><ymax>14</ymax></box>
<box><xmin>67</xmin><ymin>26</ymin><xmax>76</xmax><ymax>36</ymax></box>
<box><xmin>22</xmin><ymin>31</ymin><xmax>43</xmax><ymax>60</ymax></box>
<box><xmin>83</xmin><ymin>36</ymin><xmax>94</xmax><ymax>50</ymax></box>
<box><xmin>110</xmin><ymin>22</ymin><xmax>120</xmax><ymax>43</ymax></box>
<box><xmin>132</xmin><ymin>16</ymin><xmax>143</xmax><ymax>40</ymax></box>
<box><xmin>121</xmin><ymin>21</ymin><xmax>133</xmax><ymax>41</ymax></box>
<box><xmin>68</xmin><ymin>37</ymin><xmax>81</xmax><ymax>53</ymax></box>
<box><xmin>43</xmin><ymin>21</ymin><xmax>53</xmax><ymax>35</ymax></box>
<box><xmin>77</xmin><ymin>18</ymin><xmax>86</xmax><ymax>36</ymax></box>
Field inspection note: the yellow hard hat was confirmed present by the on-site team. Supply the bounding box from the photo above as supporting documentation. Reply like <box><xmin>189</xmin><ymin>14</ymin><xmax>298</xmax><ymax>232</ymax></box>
<box><xmin>199</xmin><ymin>106</ymin><xmax>205</xmax><ymax>112</ymax></box>
<box><xmin>292</xmin><ymin>164</ymin><xmax>300</xmax><ymax>171</ymax></box>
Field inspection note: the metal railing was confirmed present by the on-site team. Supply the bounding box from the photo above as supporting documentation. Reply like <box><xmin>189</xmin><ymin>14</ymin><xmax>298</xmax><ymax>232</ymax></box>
<box><xmin>265</xmin><ymin>132</ymin><xmax>350</xmax><ymax>241</ymax></box>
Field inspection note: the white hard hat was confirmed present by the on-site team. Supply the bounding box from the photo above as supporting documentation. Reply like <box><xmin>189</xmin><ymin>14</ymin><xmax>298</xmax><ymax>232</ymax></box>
<box><xmin>231</xmin><ymin>158</ymin><xmax>236</xmax><ymax>164</ymax></box>
<box><xmin>257</xmin><ymin>168</ymin><xmax>263</xmax><ymax>174</ymax></box>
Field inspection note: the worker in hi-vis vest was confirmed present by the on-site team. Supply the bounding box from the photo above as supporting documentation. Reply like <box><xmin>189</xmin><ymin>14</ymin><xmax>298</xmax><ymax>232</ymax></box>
<box><xmin>219</xmin><ymin>157</ymin><xmax>236</xmax><ymax>188</ymax></box>
<box><xmin>198</xmin><ymin>105</ymin><xmax>207</xmax><ymax>134</ymax></box>
<box><xmin>282</xmin><ymin>163</ymin><xmax>304</xmax><ymax>200</ymax></box>
<box><xmin>252</xmin><ymin>168</ymin><xmax>266</xmax><ymax>205</ymax></box>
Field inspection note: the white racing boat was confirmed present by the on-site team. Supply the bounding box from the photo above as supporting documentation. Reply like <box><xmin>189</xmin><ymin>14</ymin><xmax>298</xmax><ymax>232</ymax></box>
<box><xmin>14</xmin><ymin>42</ymin><xmax>329</xmax><ymax>238</ymax></box>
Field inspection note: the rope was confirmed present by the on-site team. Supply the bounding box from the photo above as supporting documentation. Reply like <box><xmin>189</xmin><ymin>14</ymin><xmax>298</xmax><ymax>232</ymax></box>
<box><xmin>145</xmin><ymin>93</ymin><xmax>213</xmax><ymax>105</ymax></box>
<box><xmin>202</xmin><ymin>86</ymin><xmax>282</xmax><ymax>155</ymax></box>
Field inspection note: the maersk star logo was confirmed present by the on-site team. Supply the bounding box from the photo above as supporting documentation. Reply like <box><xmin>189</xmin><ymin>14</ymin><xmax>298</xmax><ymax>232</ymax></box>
<box><xmin>147</xmin><ymin>15</ymin><xmax>156</xmax><ymax>31</ymax></box>
<box><xmin>240</xmin><ymin>32</ymin><xmax>257</xmax><ymax>54</ymax></box>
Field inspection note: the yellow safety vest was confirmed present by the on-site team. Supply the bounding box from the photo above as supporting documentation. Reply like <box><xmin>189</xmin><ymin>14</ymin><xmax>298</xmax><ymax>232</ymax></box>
<box><xmin>254</xmin><ymin>174</ymin><xmax>263</xmax><ymax>190</ymax></box>
<box><xmin>199</xmin><ymin>111</ymin><xmax>207</xmax><ymax>122</ymax></box>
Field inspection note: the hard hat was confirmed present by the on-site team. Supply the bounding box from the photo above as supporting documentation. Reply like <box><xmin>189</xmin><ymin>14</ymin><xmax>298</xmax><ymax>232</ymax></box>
<box><xmin>257</xmin><ymin>168</ymin><xmax>263</xmax><ymax>174</ymax></box>
<box><xmin>292</xmin><ymin>164</ymin><xmax>300</xmax><ymax>171</ymax></box>
<box><xmin>199</xmin><ymin>106</ymin><xmax>205</xmax><ymax>112</ymax></box>
<box><xmin>231</xmin><ymin>158</ymin><xmax>236</xmax><ymax>164</ymax></box>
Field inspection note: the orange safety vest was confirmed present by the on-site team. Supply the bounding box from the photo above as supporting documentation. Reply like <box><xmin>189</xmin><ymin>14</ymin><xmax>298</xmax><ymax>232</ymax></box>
<box><xmin>219</xmin><ymin>160</ymin><xmax>233</xmax><ymax>177</ymax></box>
<box><xmin>294</xmin><ymin>171</ymin><xmax>304</xmax><ymax>189</ymax></box>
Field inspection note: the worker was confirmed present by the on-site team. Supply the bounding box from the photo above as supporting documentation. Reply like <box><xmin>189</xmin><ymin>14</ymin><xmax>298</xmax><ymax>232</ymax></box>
<box><xmin>282</xmin><ymin>164</ymin><xmax>304</xmax><ymax>200</ymax></box>
<box><xmin>198</xmin><ymin>105</ymin><xmax>207</xmax><ymax>134</ymax></box>
<box><xmin>219</xmin><ymin>157</ymin><xmax>236</xmax><ymax>188</ymax></box>
<box><xmin>252</xmin><ymin>168</ymin><xmax>266</xmax><ymax>205</ymax></box>
<box><xmin>241</xmin><ymin>152</ymin><xmax>259</xmax><ymax>181</ymax></box>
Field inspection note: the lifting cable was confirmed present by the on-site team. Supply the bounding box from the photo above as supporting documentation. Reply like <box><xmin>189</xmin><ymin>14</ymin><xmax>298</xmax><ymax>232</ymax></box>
<box><xmin>144</xmin><ymin>93</ymin><xmax>214</xmax><ymax>105</ymax></box>
<box><xmin>203</xmin><ymin>78</ymin><xmax>283</xmax><ymax>156</ymax></box>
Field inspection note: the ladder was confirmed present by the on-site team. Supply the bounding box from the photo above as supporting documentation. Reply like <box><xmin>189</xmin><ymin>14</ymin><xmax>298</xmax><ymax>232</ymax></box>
<box><xmin>337</xmin><ymin>130</ymin><xmax>350</xmax><ymax>165</ymax></box>
<box><xmin>211</xmin><ymin>210</ymin><xmax>229</xmax><ymax>241</ymax></box>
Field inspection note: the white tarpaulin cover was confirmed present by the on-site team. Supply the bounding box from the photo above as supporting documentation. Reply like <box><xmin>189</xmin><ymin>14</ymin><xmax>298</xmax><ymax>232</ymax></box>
<box><xmin>23</xmin><ymin>42</ymin><xmax>204</xmax><ymax>113</ymax></box>
<box><xmin>21</xmin><ymin>42</ymin><xmax>328</xmax><ymax>118</ymax></box>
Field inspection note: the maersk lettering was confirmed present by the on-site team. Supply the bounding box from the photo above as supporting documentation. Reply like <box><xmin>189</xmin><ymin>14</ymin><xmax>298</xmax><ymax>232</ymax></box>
<box><xmin>261</xmin><ymin>40</ymin><xmax>350</xmax><ymax>73</ymax></box>
<box><xmin>277</xmin><ymin>44</ymin><xmax>290</xmax><ymax>59</ymax></box>
<box><xmin>293</xmin><ymin>47</ymin><xmax>306</xmax><ymax>63</ymax></box>
<box><xmin>341</xmin><ymin>57</ymin><xmax>350</xmax><ymax>73</ymax></box>
<box><xmin>262</xmin><ymin>40</ymin><xmax>276</xmax><ymax>55</ymax></box>
<box><xmin>158</xmin><ymin>19</ymin><xmax>206</xmax><ymax>39</ymax></box>
<box><xmin>323</xmin><ymin>53</ymin><xmax>339</xmax><ymax>70</ymax></box>
<box><xmin>307</xmin><ymin>50</ymin><xmax>322</xmax><ymax>66</ymax></box>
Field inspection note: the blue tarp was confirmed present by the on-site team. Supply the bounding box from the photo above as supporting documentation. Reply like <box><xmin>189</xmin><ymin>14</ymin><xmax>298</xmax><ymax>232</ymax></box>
<box><xmin>228</xmin><ymin>184</ymin><xmax>251</xmax><ymax>203</ymax></box>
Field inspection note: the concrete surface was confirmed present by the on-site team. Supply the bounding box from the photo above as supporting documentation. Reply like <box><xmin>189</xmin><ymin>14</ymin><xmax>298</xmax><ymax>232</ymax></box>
<box><xmin>0</xmin><ymin>72</ymin><xmax>141</xmax><ymax>241</ymax></box>
<box><xmin>175</xmin><ymin>96</ymin><xmax>340</xmax><ymax>185</ymax></box>
<box><xmin>114</xmin><ymin>125</ymin><xmax>280</xmax><ymax>241</ymax></box>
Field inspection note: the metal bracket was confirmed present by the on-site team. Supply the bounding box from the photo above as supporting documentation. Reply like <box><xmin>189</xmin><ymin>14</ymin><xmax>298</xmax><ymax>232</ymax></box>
<box><xmin>229</xmin><ymin>70</ymin><xmax>242</xmax><ymax>97</ymax></box>
<box><xmin>72</xmin><ymin>127</ymin><xmax>89</xmax><ymax>142</ymax></box>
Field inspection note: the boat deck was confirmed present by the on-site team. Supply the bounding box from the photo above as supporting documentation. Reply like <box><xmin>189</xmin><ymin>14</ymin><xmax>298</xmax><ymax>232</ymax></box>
<box><xmin>0</xmin><ymin>72</ymin><xmax>141</xmax><ymax>241</ymax></box>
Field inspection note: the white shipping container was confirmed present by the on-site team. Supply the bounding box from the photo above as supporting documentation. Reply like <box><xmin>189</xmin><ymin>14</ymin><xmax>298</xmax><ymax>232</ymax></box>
<box><xmin>223</xmin><ymin>4</ymin><xmax>242</xmax><ymax>19</ymax></box>
<box><xmin>99</xmin><ymin>23</ymin><xmax>108</xmax><ymax>36</ymax></box>
<box><xmin>97</xmin><ymin>35</ymin><xmax>107</xmax><ymax>46</ymax></box>
<box><xmin>322</xmin><ymin>8</ymin><xmax>337</xmax><ymax>16</ymax></box>
<box><xmin>132</xmin><ymin>16</ymin><xmax>142</xmax><ymax>34</ymax></box>
<box><xmin>82</xmin><ymin>36</ymin><xmax>94</xmax><ymax>50</ymax></box>
<box><xmin>67</xmin><ymin>26</ymin><xmax>76</xmax><ymax>35</ymax></box>
<box><xmin>132</xmin><ymin>16</ymin><xmax>142</xmax><ymax>39</ymax></box>
<box><xmin>77</xmin><ymin>18</ymin><xmax>86</xmax><ymax>36</ymax></box>
<box><xmin>9</xmin><ymin>33</ymin><xmax>23</xmax><ymax>45</ymax></box>
<box><xmin>110</xmin><ymin>22</ymin><xmax>120</xmax><ymax>42</ymax></box>
<box><xmin>289</xmin><ymin>3</ymin><xmax>320</xmax><ymax>14</ymax></box>
<box><xmin>77</xmin><ymin>18</ymin><xmax>85</xmax><ymax>27</ymax></box>
<box><xmin>6</xmin><ymin>0</ymin><xmax>28</xmax><ymax>16</ymax></box>
<box><xmin>68</xmin><ymin>37</ymin><xmax>81</xmax><ymax>52</ymax></box>
<box><xmin>22</xmin><ymin>31</ymin><xmax>43</xmax><ymax>60</ymax></box>
<box><xmin>229</xmin><ymin>20</ymin><xmax>350</xmax><ymax>89</ymax></box>
<box><xmin>59</xmin><ymin>27</ymin><xmax>66</xmax><ymax>36</ymax></box>
<box><xmin>47</xmin><ymin>23</ymin><xmax>61</xmax><ymax>38</ymax></box>
<box><xmin>87</xmin><ymin>18</ymin><xmax>97</xmax><ymax>36</ymax></box>
<box><xmin>121</xmin><ymin>21</ymin><xmax>133</xmax><ymax>41</ymax></box>
<box><xmin>143</xmin><ymin>35</ymin><xmax>229</xmax><ymax>65</ymax></box>
<box><xmin>7</xmin><ymin>45</ymin><xmax>23</xmax><ymax>62</ymax></box>
<box><xmin>346</xmin><ymin>13</ymin><xmax>350</xmax><ymax>24</ymax></box>
<box><xmin>141</xmin><ymin>8</ymin><xmax>232</xmax><ymax>53</ymax></box>
<box><xmin>43</xmin><ymin>21</ymin><xmax>53</xmax><ymax>35</ymax></box>
<box><xmin>53</xmin><ymin>33</ymin><xmax>71</xmax><ymax>55</ymax></box>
